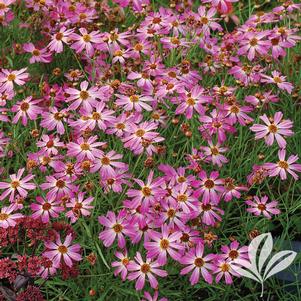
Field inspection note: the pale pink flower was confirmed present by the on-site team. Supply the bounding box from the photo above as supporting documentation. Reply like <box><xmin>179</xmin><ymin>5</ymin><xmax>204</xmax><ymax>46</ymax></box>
<box><xmin>246</xmin><ymin>195</ymin><xmax>280</xmax><ymax>219</ymax></box>
<box><xmin>180</xmin><ymin>242</ymin><xmax>215</xmax><ymax>285</ymax></box>
<box><xmin>30</xmin><ymin>195</ymin><xmax>64</xmax><ymax>223</ymax></box>
<box><xmin>0</xmin><ymin>204</ymin><xmax>23</xmax><ymax>228</ymax></box>
<box><xmin>48</xmin><ymin>27</ymin><xmax>74</xmax><ymax>53</ymax></box>
<box><xmin>127</xmin><ymin>252</ymin><xmax>168</xmax><ymax>290</ymax></box>
<box><xmin>23</xmin><ymin>43</ymin><xmax>51</xmax><ymax>63</ymax></box>
<box><xmin>261</xmin><ymin>70</ymin><xmax>294</xmax><ymax>94</ymax></box>
<box><xmin>0</xmin><ymin>168</ymin><xmax>35</xmax><ymax>202</ymax></box>
<box><xmin>11</xmin><ymin>96</ymin><xmax>41</xmax><ymax>125</ymax></box>
<box><xmin>144</xmin><ymin>225</ymin><xmax>184</xmax><ymax>265</ymax></box>
<box><xmin>43</xmin><ymin>234</ymin><xmax>82</xmax><ymax>267</ymax></box>
<box><xmin>66</xmin><ymin>192</ymin><xmax>94</xmax><ymax>223</ymax></box>
<box><xmin>0</xmin><ymin>68</ymin><xmax>29</xmax><ymax>92</ymax></box>
<box><xmin>264</xmin><ymin>149</ymin><xmax>301</xmax><ymax>180</ymax></box>
<box><xmin>250</xmin><ymin>112</ymin><xmax>293</xmax><ymax>148</ymax></box>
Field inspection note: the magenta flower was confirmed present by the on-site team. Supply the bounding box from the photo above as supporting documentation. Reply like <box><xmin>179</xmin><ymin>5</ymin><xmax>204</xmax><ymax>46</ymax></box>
<box><xmin>261</xmin><ymin>71</ymin><xmax>294</xmax><ymax>94</ymax></box>
<box><xmin>127</xmin><ymin>170</ymin><xmax>164</xmax><ymax>211</ymax></box>
<box><xmin>36</xmin><ymin>135</ymin><xmax>64</xmax><ymax>156</ymax></box>
<box><xmin>144</xmin><ymin>224</ymin><xmax>184</xmax><ymax>265</ymax></box>
<box><xmin>11</xmin><ymin>96</ymin><xmax>41</xmax><ymax>125</ymax></box>
<box><xmin>98</xmin><ymin>209</ymin><xmax>129</xmax><ymax>248</ymax></box>
<box><xmin>171</xmin><ymin>183</ymin><xmax>198</xmax><ymax>214</ymax></box>
<box><xmin>246</xmin><ymin>195</ymin><xmax>280</xmax><ymax>219</ymax></box>
<box><xmin>250</xmin><ymin>112</ymin><xmax>293</xmax><ymax>148</ymax></box>
<box><xmin>127</xmin><ymin>252</ymin><xmax>168</xmax><ymax>290</ymax></box>
<box><xmin>31</xmin><ymin>195</ymin><xmax>64</xmax><ymax>223</ymax></box>
<box><xmin>180</xmin><ymin>242</ymin><xmax>215</xmax><ymax>285</ymax></box>
<box><xmin>196</xmin><ymin>201</ymin><xmax>224</xmax><ymax>226</ymax></box>
<box><xmin>264</xmin><ymin>149</ymin><xmax>301</xmax><ymax>180</ymax></box>
<box><xmin>0</xmin><ymin>168</ymin><xmax>35</xmax><ymax>202</ymax></box>
<box><xmin>43</xmin><ymin>234</ymin><xmax>82</xmax><ymax>267</ymax></box>
<box><xmin>0</xmin><ymin>204</ymin><xmax>23</xmax><ymax>228</ymax></box>
<box><xmin>196</xmin><ymin>6</ymin><xmax>222</xmax><ymax>35</ymax></box>
<box><xmin>66</xmin><ymin>192</ymin><xmax>94</xmax><ymax>223</ymax></box>
<box><xmin>199</xmin><ymin>109</ymin><xmax>235</xmax><ymax>143</ymax></box>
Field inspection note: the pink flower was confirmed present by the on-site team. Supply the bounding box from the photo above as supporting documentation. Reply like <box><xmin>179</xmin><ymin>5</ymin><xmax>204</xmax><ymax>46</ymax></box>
<box><xmin>144</xmin><ymin>225</ymin><xmax>184</xmax><ymax>265</ymax></box>
<box><xmin>171</xmin><ymin>183</ymin><xmax>198</xmax><ymax>214</ymax></box>
<box><xmin>196</xmin><ymin>6</ymin><xmax>222</xmax><ymax>35</ymax></box>
<box><xmin>11</xmin><ymin>96</ymin><xmax>41</xmax><ymax>125</ymax></box>
<box><xmin>39</xmin><ymin>257</ymin><xmax>59</xmax><ymax>279</ymax></box>
<box><xmin>0</xmin><ymin>168</ymin><xmax>35</xmax><ymax>202</ymax></box>
<box><xmin>36</xmin><ymin>135</ymin><xmax>64</xmax><ymax>156</ymax></box>
<box><xmin>175</xmin><ymin>86</ymin><xmax>211</xmax><ymax>119</ymax></box>
<box><xmin>91</xmin><ymin>150</ymin><xmax>127</xmax><ymax>178</ymax></box>
<box><xmin>127</xmin><ymin>252</ymin><xmax>168</xmax><ymax>290</ymax></box>
<box><xmin>48</xmin><ymin>27</ymin><xmax>74</xmax><ymax>53</ymax></box>
<box><xmin>70</xmin><ymin>28</ymin><xmax>104</xmax><ymax>57</ymax></box>
<box><xmin>43</xmin><ymin>234</ymin><xmax>82</xmax><ymax>267</ymax></box>
<box><xmin>0</xmin><ymin>204</ymin><xmax>23</xmax><ymax>228</ymax></box>
<box><xmin>194</xmin><ymin>171</ymin><xmax>224</xmax><ymax>205</ymax></box>
<box><xmin>200</xmin><ymin>141</ymin><xmax>228</xmax><ymax>167</ymax></box>
<box><xmin>264</xmin><ymin>149</ymin><xmax>301</xmax><ymax>180</ymax></box>
<box><xmin>65</xmin><ymin>81</ymin><xmax>103</xmax><ymax>111</ymax></box>
<box><xmin>98</xmin><ymin>209</ymin><xmax>129</xmax><ymax>248</ymax></box>
<box><xmin>196</xmin><ymin>201</ymin><xmax>224</xmax><ymax>226</ymax></box>
<box><xmin>66</xmin><ymin>192</ymin><xmax>94</xmax><ymax>223</ymax></box>
<box><xmin>23</xmin><ymin>43</ymin><xmax>51</xmax><ymax>64</ymax></box>
<box><xmin>237</xmin><ymin>31</ymin><xmax>271</xmax><ymax>61</ymax></box>
<box><xmin>261</xmin><ymin>70</ymin><xmax>294</xmax><ymax>94</ymax></box>
<box><xmin>40</xmin><ymin>176</ymin><xmax>76</xmax><ymax>199</ymax></box>
<box><xmin>31</xmin><ymin>195</ymin><xmax>64</xmax><ymax>223</ymax></box>
<box><xmin>180</xmin><ymin>242</ymin><xmax>215</xmax><ymax>285</ymax></box>
<box><xmin>115</xmin><ymin>94</ymin><xmax>153</xmax><ymax>112</ymax></box>
<box><xmin>250</xmin><ymin>112</ymin><xmax>293</xmax><ymax>148</ymax></box>
<box><xmin>112</xmin><ymin>250</ymin><xmax>132</xmax><ymax>281</ymax></box>
<box><xmin>222</xmin><ymin>178</ymin><xmax>247</xmax><ymax>202</ymax></box>
<box><xmin>74</xmin><ymin>102</ymin><xmax>115</xmax><ymax>131</ymax></box>
<box><xmin>141</xmin><ymin>291</ymin><xmax>168</xmax><ymax>301</ymax></box>
<box><xmin>40</xmin><ymin>107</ymin><xmax>67</xmax><ymax>135</ymax></box>
<box><xmin>246</xmin><ymin>195</ymin><xmax>280</xmax><ymax>219</ymax></box>
<box><xmin>199</xmin><ymin>109</ymin><xmax>235</xmax><ymax>143</ymax></box>
<box><xmin>67</xmin><ymin>135</ymin><xmax>104</xmax><ymax>161</ymax></box>
<box><xmin>122</xmin><ymin>121</ymin><xmax>163</xmax><ymax>155</ymax></box>
<box><xmin>213</xmin><ymin>258</ymin><xmax>239</xmax><ymax>284</ymax></box>
<box><xmin>127</xmin><ymin>170</ymin><xmax>164</xmax><ymax>211</ymax></box>
<box><xmin>220</xmin><ymin>241</ymin><xmax>248</xmax><ymax>261</ymax></box>
<box><xmin>0</xmin><ymin>68</ymin><xmax>29</xmax><ymax>93</ymax></box>
<box><xmin>202</xmin><ymin>0</ymin><xmax>238</xmax><ymax>14</ymax></box>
